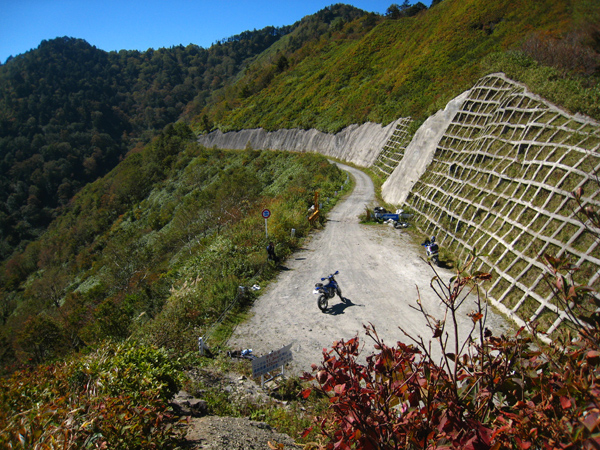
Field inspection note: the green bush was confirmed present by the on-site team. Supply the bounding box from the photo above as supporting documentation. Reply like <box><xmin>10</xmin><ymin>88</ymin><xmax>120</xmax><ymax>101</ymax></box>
<box><xmin>0</xmin><ymin>341</ymin><xmax>184</xmax><ymax>449</ymax></box>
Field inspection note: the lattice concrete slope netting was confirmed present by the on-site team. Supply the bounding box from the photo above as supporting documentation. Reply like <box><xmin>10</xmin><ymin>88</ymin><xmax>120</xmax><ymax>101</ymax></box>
<box><xmin>373</xmin><ymin>117</ymin><xmax>414</xmax><ymax>179</ymax></box>
<box><xmin>405</xmin><ymin>73</ymin><xmax>600</xmax><ymax>335</ymax></box>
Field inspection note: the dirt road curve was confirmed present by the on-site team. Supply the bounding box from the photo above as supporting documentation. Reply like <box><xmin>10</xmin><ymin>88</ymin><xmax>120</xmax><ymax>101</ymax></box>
<box><xmin>229</xmin><ymin>163</ymin><xmax>508</xmax><ymax>376</ymax></box>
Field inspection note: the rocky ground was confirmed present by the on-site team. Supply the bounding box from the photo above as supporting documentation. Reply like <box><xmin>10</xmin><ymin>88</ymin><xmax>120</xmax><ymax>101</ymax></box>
<box><xmin>171</xmin><ymin>368</ymin><xmax>301</xmax><ymax>450</ymax></box>
<box><xmin>184</xmin><ymin>416</ymin><xmax>297</xmax><ymax>450</ymax></box>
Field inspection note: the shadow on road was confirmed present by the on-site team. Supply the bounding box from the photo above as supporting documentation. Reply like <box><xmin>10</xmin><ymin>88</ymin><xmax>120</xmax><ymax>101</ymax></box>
<box><xmin>325</xmin><ymin>297</ymin><xmax>361</xmax><ymax>315</ymax></box>
<box><xmin>438</xmin><ymin>260</ymin><xmax>454</xmax><ymax>270</ymax></box>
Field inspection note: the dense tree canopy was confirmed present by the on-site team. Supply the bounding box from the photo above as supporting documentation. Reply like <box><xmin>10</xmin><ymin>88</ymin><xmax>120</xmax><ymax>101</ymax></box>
<box><xmin>0</xmin><ymin>25</ymin><xmax>296</xmax><ymax>258</ymax></box>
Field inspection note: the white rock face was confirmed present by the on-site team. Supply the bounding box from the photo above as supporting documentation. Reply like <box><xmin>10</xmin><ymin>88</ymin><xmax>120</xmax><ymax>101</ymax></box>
<box><xmin>381</xmin><ymin>91</ymin><xmax>470</xmax><ymax>205</ymax></box>
<box><xmin>196</xmin><ymin>118</ymin><xmax>405</xmax><ymax>167</ymax></box>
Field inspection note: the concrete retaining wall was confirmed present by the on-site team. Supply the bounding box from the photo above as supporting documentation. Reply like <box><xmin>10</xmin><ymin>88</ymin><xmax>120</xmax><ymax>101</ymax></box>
<box><xmin>381</xmin><ymin>91</ymin><xmax>470</xmax><ymax>205</ymax></box>
<box><xmin>196</xmin><ymin>119</ymin><xmax>405</xmax><ymax>167</ymax></box>
<box><xmin>400</xmin><ymin>73</ymin><xmax>600</xmax><ymax>336</ymax></box>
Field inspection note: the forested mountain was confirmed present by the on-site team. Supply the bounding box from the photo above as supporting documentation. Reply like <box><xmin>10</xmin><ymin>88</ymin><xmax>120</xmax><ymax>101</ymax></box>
<box><xmin>0</xmin><ymin>25</ymin><xmax>299</xmax><ymax>257</ymax></box>
<box><xmin>0</xmin><ymin>10</ymin><xmax>357</xmax><ymax>259</ymax></box>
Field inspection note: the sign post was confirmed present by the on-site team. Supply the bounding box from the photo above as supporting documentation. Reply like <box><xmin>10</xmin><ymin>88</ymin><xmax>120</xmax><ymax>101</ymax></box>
<box><xmin>252</xmin><ymin>343</ymin><xmax>293</xmax><ymax>386</ymax></box>
<box><xmin>262</xmin><ymin>209</ymin><xmax>271</xmax><ymax>238</ymax></box>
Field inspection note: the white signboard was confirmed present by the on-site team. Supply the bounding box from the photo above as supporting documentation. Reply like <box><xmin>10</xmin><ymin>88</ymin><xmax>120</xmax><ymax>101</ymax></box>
<box><xmin>252</xmin><ymin>343</ymin><xmax>293</xmax><ymax>378</ymax></box>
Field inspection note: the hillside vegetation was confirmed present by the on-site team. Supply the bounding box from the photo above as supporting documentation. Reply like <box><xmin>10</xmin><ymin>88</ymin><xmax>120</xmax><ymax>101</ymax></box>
<box><xmin>197</xmin><ymin>0</ymin><xmax>599</xmax><ymax>133</ymax></box>
<box><xmin>0</xmin><ymin>32</ymin><xmax>291</xmax><ymax>258</ymax></box>
<box><xmin>0</xmin><ymin>5</ymin><xmax>366</xmax><ymax>259</ymax></box>
<box><xmin>0</xmin><ymin>122</ymin><xmax>347</xmax><ymax>368</ymax></box>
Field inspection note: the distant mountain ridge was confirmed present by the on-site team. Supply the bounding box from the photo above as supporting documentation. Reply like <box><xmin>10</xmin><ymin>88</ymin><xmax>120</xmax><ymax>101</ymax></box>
<box><xmin>0</xmin><ymin>5</ymin><xmax>365</xmax><ymax>258</ymax></box>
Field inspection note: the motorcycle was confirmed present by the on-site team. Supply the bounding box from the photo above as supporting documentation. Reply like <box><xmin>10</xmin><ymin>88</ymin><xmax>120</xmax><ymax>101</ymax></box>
<box><xmin>313</xmin><ymin>270</ymin><xmax>343</xmax><ymax>312</ymax></box>
<box><xmin>421</xmin><ymin>236</ymin><xmax>441</xmax><ymax>267</ymax></box>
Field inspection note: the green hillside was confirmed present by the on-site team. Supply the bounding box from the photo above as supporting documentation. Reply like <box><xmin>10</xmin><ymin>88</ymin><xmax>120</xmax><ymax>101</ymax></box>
<box><xmin>0</xmin><ymin>22</ymin><xmax>319</xmax><ymax>259</ymax></box>
<box><xmin>197</xmin><ymin>0</ymin><xmax>599</xmax><ymax>133</ymax></box>
<box><xmin>0</xmin><ymin>34</ymin><xmax>280</xmax><ymax>258</ymax></box>
<box><xmin>0</xmin><ymin>123</ymin><xmax>346</xmax><ymax>367</ymax></box>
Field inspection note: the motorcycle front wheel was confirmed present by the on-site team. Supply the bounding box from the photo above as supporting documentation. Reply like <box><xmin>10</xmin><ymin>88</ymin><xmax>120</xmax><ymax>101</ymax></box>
<box><xmin>318</xmin><ymin>295</ymin><xmax>328</xmax><ymax>312</ymax></box>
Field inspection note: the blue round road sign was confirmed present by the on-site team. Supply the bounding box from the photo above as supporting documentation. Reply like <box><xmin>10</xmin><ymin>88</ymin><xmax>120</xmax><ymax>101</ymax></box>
<box><xmin>262</xmin><ymin>209</ymin><xmax>271</xmax><ymax>219</ymax></box>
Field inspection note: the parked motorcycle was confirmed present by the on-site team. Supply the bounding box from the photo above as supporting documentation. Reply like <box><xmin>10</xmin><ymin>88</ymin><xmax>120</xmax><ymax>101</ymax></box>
<box><xmin>421</xmin><ymin>236</ymin><xmax>441</xmax><ymax>266</ymax></box>
<box><xmin>314</xmin><ymin>271</ymin><xmax>343</xmax><ymax>312</ymax></box>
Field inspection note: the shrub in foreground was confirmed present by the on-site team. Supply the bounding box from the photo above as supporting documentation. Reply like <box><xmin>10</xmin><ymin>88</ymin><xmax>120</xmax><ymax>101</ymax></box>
<box><xmin>0</xmin><ymin>341</ymin><xmax>184</xmax><ymax>449</ymax></box>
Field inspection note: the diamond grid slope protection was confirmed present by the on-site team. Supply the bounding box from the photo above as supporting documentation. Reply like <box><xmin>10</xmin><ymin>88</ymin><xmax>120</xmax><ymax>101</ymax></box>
<box><xmin>404</xmin><ymin>73</ymin><xmax>600</xmax><ymax>336</ymax></box>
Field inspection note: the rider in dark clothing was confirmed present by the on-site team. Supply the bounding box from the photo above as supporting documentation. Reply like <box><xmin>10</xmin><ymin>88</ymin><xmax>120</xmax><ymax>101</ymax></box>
<box><xmin>266</xmin><ymin>242</ymin><xmax>278</xmax><ymax>262</ymax></box>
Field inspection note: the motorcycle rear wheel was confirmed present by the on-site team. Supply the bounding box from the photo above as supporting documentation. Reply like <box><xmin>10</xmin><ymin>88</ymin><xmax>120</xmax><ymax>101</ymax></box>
<box><xmin>318</xmin><ymin>295</ymin><xmax>328</xmax><ymax>312</ymax></box>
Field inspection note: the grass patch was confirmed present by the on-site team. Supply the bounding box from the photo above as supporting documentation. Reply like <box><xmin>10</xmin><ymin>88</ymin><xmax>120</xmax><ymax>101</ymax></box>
<box><xmin>546</xmin><ymin>192</ymin><xmax>566</xmax><ymax>214</ymax></box>
<box><xmin>503</xmin><ymin>287</ymin><xmax>525</xmax><ymax>311</ymax></box>
<box><xmin>533</xmin><ymin>307</ymin><xmax>559</xmax><ymax>333</ymax></box>
<box><xmin>516</xmin><ymin>293</ymin><xmax>538</xmax><ymax>322</ymax></box>
<box><xmin>508</xmin><ymin>204</ymin><xmax>524</xmax><ymax>221</ymax></box>
<box><xmin>491</xmin><ymin>276</ymin><xmax>512</xmax><ymax>302</ymax></box>
<box><xmin>509</xmin><ymin>258</ymin><xmax>529</xmax><ymax>279</ymax></box>
<box><xmin>559</xmin><ymin>171</ymin><xmax>585</xmax><ymax>192</ymax></box>
<box><xmin>520</xmin><ymin>207</ymin><xmax>537</xmax><ymax>225</ymax></box>
<box><xmin>546</xmin><ymin>167</ymin><xmax>568</xmax><ymax>188</ymax></box>
<box><xmin>533</xmin><ymin>275</ymin><xmax>553</xmax><ymax>301</ymax></box>
<box><xmin>576</xmin><ymin>259</ymin><xmax>600</xmax><ymax>287</ymax></box>
<box><xmin>513</xmin><ymin>231</ymin><xmax>534</xmax><ymax>254</ymax></box>
<box><xmin>525</xmin><ymin>237</ymin><xmax>548</xmax><ymax>260</ymax></box>
<box><xmin>496</xmin><ymin>251</ymin><xmax>517</xmax><ymax>272</ymax></box>
<box><xmin>521</xmin><ymin>265</ymin><xmax>544</xmax><ymax>289</ymax></box>
<box><xmin>528</xmin><ymin>212</ymin><xmax>548</xmax><ymax>233</ymax></box>
<box><xmin>556</xmin><ymin>222</ymin><xmax>582</xmax><ymax>246</ymax></box>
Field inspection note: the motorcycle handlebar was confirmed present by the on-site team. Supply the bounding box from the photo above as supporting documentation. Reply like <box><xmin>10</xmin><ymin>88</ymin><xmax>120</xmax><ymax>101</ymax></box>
<box><xmin>321</xmin><ymin>271</ymin><xmax>339</xmax><ymax>280</ymax></box>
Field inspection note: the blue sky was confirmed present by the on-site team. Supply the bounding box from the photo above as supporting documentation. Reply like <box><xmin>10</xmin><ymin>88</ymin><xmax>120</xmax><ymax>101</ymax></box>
<box><xmin>0</xmin><ymin>1</ymin><xmax>432</xmax><ymax>64</ymax></box>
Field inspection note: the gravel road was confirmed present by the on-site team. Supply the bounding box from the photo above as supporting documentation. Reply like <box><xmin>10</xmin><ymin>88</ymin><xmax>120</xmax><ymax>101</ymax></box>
<box><xmin>229</xmin><ymin>163</ymin><xmax>509</xmax><ymax>376</ymax></box>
